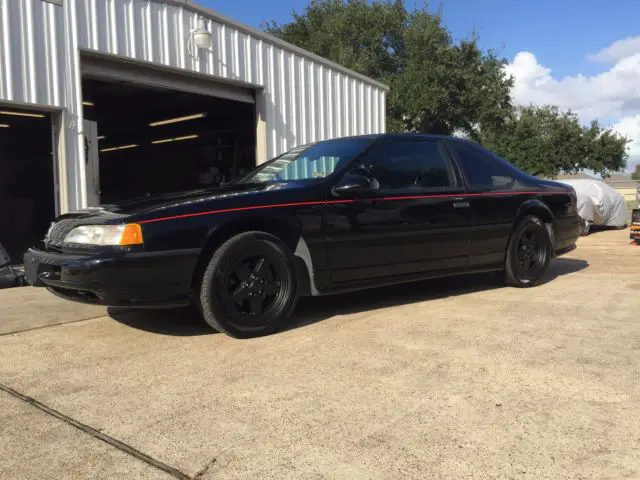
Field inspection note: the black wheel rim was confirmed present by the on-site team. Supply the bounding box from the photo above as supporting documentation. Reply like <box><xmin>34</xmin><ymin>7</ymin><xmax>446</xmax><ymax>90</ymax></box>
<box><xmin>514</xmin><ymin>226</ymin><xmax>548</xmax><ymax>281</ymax></box>
<box><xmin>220</xmin><ymin>251</ymin><xmax>288</xmax><ymax>328</ymax></box>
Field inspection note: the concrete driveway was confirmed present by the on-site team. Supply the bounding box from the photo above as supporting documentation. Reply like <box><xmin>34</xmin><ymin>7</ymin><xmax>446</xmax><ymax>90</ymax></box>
<box><xmin>1</xmin><ymin>229</ymin><xmax>639</xmax><ymax>479</ymax></box>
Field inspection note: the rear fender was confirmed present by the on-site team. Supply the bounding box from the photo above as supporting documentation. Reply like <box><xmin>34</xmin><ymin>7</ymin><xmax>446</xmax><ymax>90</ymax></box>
<box><xmin>514</xmin><ymin>199</ymin><xmax>556</xmax><ymax>248</ymax></box>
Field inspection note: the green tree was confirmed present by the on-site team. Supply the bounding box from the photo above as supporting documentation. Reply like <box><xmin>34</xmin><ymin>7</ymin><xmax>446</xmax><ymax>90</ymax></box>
<box><xmin>631</xmin><ymin>164</ymin><xmax>640</xmax><ymax>180</ymax></box>
<box><xmin>265</xmin><ymin>1</ymin><xmax>630</xmax><ymax>178</ymax></box>
<box><xmin>478</xmin><ymin>105</ymin><xmax>629</xmax><ymax>178</ymax></box>
<box><xmin>264</xmin><ymin>0</ymin><xmax>513</xmax><ymax>138</ymax></box>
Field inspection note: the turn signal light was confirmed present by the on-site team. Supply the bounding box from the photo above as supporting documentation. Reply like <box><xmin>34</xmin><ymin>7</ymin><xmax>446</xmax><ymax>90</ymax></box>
<box><xmin>119</xmin><ymin>224</ymin><xmax>144</xmax><ymax>246</ymax></box>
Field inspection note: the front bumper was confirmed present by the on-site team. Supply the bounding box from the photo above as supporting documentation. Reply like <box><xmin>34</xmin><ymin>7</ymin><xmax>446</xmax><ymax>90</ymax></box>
<box><xmin>23</xmin><ymin>247</ymin><xmax>200</xmax><ymax>308</ymax></box>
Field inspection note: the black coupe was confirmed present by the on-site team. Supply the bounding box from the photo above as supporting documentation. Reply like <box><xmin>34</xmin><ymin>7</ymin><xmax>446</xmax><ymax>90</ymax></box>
<box><xmin>24</xmin><ymin>134</ymin><xmax>581</xmax><ymax>338</ymax></box>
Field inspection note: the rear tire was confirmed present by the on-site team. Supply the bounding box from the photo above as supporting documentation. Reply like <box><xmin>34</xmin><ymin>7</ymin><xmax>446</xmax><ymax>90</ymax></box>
<box><xmin>503</xmin><ymin>215</ymin><xmax>552</xmax><ymax>288</ymax></box>
<box><xmin>197</xmin><ymin>231</ymin><xmax>299</xmax><ymax>338</ymax></box>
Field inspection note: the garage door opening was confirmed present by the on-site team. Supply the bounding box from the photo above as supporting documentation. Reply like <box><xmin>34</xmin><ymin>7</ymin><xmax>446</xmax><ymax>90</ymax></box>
<box><xmin>81</xmin><ymin>77</ymin><xmax>256</xmax><ymax>205</ymax></box>
<box><xmin>0</xmin><ymin>107</ymin><xmax>55</xmax><ymax>265</ymax></box>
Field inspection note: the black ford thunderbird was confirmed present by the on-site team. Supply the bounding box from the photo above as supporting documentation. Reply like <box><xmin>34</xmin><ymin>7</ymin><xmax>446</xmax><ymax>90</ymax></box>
<box><xmin>24</xmin><ymin>134</ymin><xmax>581</xmax><ymax>338</ymax></box>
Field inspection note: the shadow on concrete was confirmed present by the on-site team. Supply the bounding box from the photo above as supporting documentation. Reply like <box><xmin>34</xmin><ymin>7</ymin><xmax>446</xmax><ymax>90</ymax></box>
<box><xmin>107</xmin><ymin>257</ymin><xmax>588</xmax><ymax>337</ymax></box>
<box><xmin>289</xmin><ymin>257</ymin><xmax>589</xmax><ymax>331</ymax></box>
<box><xmin>539</xmin><ymin>256</ymin><xmax>589</xmax><ymax>284</ymax></box>
<box><xmin>107</xmin><ymin>306</ymin><xmax>215</xmax><ymax>336</ymax></box>
<box><xmin>588</xmin><ymin>225</ymin><xmax>629</xmax><ymax>235</ymax></box>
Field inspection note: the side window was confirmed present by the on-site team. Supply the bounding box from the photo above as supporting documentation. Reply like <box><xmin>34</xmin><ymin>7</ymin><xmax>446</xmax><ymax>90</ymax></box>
<box><xmin>364</xmin><ymin>140</ymin><xmax>454</xmax><ymax>191</ymax></box>
<box><xmin>280</xmin><ymin>156</ymin><xmax>340</xmax><ymax>180</ymax></box>
<box><xmin>448</xmin><ymin>141</ymin><xmax>515</xmax><ymax>189</ymax></box>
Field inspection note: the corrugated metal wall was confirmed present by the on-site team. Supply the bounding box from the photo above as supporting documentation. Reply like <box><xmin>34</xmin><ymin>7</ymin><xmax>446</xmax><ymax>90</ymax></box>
<box><xmin>0</xmin><ymin>0</ymin><xmax>65</xmax><ymax>107</ymax></box>
<box><xmin>0</xmin><ymin>0</ymin><xmax>387</xmax><ymax>212</ymax></box>
<box><xmin>74</xmin><ymin>0</ymin><xmax>387</xmax><ymax>159</ymax></box>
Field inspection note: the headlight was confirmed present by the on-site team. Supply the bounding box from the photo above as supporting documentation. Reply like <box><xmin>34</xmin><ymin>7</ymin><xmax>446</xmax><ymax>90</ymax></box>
<box><xmin>63</xmin><ymin>224</ymin><xmax>143</xmax><ymax>246</ymax></box>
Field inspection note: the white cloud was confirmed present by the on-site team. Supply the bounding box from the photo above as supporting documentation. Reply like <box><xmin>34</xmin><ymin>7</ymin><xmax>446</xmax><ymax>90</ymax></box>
<box><xmin>611</xmin><ymin>116</ymin><xmax>640</xmax><ymax>171</ymax></box>
<box><xmin>504</xmin><ymin>38</ymin><xmax>640</xmax><ymax>173</ymax></box>
<box><xmin>504</xmin><ymin>51</ymin><xmax>640</xmax><ymax>122</ymax></box>
<box><xmin>587</xmin><ymin>36</ymin><xmax>640</xmax><ymax>64</ymax></box>
<box><xmin>612</xmin><ymin>116</ymin><xmax>640</xmax><ymax>157</ymax></box>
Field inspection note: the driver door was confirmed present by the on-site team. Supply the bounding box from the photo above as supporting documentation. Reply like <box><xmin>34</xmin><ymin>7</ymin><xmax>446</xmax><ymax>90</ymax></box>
<box><xmin>324</xmin><ymin>138</ymin><xmax>472</xmax><ymax>286</ymax></box>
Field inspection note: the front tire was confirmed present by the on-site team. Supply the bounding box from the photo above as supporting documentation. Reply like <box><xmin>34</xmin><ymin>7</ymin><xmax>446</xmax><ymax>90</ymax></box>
<box><xmin>198</xmin><ymin>231</ymin><xmax>299</xmax><ymax>338</ymax></box>
<box><xmin>503</xmin><ymin>215</ymin><xmax>552</xmax><ymax>288</ymax></box>
<box><xmin>580</xmin><ymin>217</ymin><xmax>591</xmax><ymax>236</ymax></box>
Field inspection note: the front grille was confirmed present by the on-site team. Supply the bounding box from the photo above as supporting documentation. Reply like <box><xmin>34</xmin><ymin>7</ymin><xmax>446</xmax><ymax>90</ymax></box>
<box><xmin>632</xmin><ymin>209</ymin><xmax>640</xmax><ymax>223</ymax></box>
<box><xmin>45</xmin><ymin>218</ymin><xmax>86</xmax><ymax>247</ymax></box>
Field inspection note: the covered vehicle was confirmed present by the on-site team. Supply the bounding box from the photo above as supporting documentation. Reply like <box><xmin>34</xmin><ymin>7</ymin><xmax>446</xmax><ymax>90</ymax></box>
<box><xmin>555</xmin><ymin>179</ymin><xmax>627</xmax><ymax>235</ymax></box>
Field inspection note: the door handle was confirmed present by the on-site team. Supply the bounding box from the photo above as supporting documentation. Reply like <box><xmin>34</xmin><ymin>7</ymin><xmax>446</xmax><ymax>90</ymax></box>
<box><xmin>453</xmin><ymin>198</ymin><xmax>470</xmax><ymax>208</ymax></box>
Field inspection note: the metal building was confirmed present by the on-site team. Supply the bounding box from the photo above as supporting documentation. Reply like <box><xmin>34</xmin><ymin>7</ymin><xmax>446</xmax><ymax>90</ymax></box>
<box><xmin>0</xmin><ymin>0</ymin><xmax>387</xmax><ymax>262</ymax></box>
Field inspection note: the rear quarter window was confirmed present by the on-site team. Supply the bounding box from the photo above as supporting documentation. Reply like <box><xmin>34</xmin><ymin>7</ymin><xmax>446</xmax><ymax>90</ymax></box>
<box><xmin>448</xmin><ymin>140</ymin><xmax>516</xmax><ymax>189</ymax></box>
<box><xmin>365</xmin><ymin>140</ymin><xmax>455</xmax><ymax>191</ymax></box>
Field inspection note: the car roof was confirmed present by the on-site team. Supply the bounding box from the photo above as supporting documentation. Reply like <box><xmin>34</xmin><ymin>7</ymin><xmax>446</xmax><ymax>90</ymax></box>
<box><xmin>322</xmin><ymin>133</ymin><xmax>455</xmax><ymax>142</ymax></box>
<box><xmin>380</xmin><ymin>133</ymin><xmax>453</xmax><ymax>141</ymax></box>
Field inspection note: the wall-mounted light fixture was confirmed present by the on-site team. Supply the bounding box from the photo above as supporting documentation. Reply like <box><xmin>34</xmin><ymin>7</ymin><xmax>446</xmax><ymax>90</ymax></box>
<box><xmin>187</xmin><ymin>17</ymin><xmax>212</xmax><ymax>61</ymax></box>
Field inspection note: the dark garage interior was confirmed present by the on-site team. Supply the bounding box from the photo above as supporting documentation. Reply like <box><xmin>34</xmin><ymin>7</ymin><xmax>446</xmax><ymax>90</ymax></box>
<box><xmin>81</xmin><ymin>77</ymin><xmax>257</xmax><ymax>204</ymax></box>
<box><xmin>0</xmin><ymin>108</ymin><xmax>55</xmax><ymax>265</ymax></box>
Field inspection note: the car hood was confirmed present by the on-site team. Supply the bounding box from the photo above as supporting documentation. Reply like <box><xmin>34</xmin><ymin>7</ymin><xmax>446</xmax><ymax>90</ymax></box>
<box><xmin>55</xmin><ymin>182</ymin><xmax>309</xmax><ymax>221</ymax></box>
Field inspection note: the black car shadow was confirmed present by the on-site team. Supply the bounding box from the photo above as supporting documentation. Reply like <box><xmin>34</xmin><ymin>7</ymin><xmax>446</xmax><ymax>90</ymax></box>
<box><xmin>538</xmin><ymin>256</ymin><xmax>590</xmax><ymax>284</ymax></box>
<box><xmin>108</xmin><ymin>257</ymin><xmax>588</xmax><ymax>337</ymax></box>
<box><xmin>289</xmin><ymin>257</ymin><xmax>589</xmax><ymax>331</ymax></box>
<box><xmin>108</xmin><ymin>305</ymin><xmax>215</xmax><ymax>336</ymax></box>
<box><xmin>587</xmin><ymin>224</ymin><xmax>629</xmax><ymax>235</ymax></box>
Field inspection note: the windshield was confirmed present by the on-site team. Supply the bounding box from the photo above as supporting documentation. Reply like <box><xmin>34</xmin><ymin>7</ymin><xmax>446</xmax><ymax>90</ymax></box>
<box><xmin>235</xmin><ymin>136</ymin><xmax>377</xmax><ymax>184</ymax></box>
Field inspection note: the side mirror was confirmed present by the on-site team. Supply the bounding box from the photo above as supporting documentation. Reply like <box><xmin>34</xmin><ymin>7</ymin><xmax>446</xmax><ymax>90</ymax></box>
<box><xmin>332</xmin><ymin>172</ymin><xmax>379</xmax><ymax>196</ymax></box>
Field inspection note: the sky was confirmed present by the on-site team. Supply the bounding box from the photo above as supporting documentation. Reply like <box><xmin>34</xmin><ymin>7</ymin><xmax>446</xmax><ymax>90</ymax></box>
<box><xmin>201</xmin><ymin>0</ymin><xmax>640</xmax><ymax>173</ymax></box>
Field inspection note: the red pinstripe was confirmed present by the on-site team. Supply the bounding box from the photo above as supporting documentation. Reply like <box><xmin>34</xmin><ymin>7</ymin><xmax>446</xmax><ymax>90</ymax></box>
<box><xmin>138</xmin><ymin>191</ymin><xmax>556</xmax><ymax>224</ymax></box>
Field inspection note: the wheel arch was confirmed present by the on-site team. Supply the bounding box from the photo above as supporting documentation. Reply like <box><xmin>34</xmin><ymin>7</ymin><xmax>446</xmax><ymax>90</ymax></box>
<box><xmin>190</xmin><ymin>215</ymin><xmax>315</xmax><ymax>296</ymax></box>
<box><xmin>514</xmin><ymin>198</ymin><xmax>556</xmax><ymax>248</ymax></box>
<box><xmin>517</xmin><ymin>199</ymin><xmax>554</xmax><ymax>224</ymax></box>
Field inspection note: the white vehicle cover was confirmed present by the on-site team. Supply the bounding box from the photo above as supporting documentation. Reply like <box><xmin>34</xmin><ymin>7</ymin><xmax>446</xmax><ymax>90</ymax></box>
<box><xmin>556</xmin><ymin>179</ymin><xmax>627</xmax><ymax>227</ymax></box>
